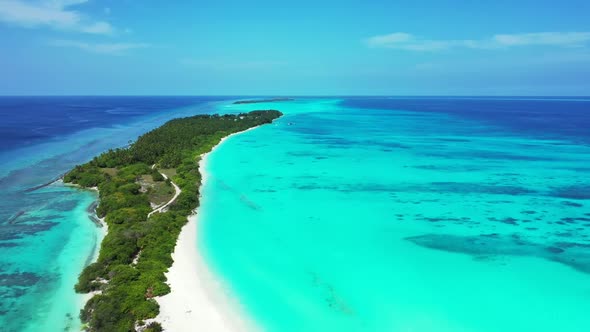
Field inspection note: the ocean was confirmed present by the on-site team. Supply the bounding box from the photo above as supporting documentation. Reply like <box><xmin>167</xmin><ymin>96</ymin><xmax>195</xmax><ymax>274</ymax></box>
<box><xmin>1</xmin><ymin>96</ymin><xmax>590</xmax><ymax>331</ymax></box>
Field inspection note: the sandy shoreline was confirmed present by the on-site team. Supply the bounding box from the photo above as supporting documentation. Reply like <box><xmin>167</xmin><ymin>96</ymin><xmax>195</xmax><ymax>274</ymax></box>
<box><xmin>155</xmin><ymin>127</ymin><xmax>262</xmax><ymax>332</ymax></box>
<box><xmin>79</xmin><ymin>188</ymin><xmax>108</xmax><ymax>315</ymax></box>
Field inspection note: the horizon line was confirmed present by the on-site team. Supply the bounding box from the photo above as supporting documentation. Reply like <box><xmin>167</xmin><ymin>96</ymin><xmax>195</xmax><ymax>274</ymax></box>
<box><xmin>1</xmin><ymin>94</ymin><xmax>589</xmax><ymax>98</ymax></box>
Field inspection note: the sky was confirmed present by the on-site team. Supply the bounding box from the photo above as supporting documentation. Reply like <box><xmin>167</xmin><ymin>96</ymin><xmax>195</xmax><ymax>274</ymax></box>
<box><xmin>0</xmin><ymin>0</ymin><xmax>589</xmax><ymax>95</ymax></box>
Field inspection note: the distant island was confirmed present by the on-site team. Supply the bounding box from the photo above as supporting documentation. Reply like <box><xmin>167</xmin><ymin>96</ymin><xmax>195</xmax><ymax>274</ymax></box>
<box><xmin>233</xmin><ymin>98</ymin><xmax>294</xmax><ymax>104</ymax></box>
<box><xmin>65</xmin><ymin>110</ymin><xmax>282</xmax><ymax>332</ymax></box>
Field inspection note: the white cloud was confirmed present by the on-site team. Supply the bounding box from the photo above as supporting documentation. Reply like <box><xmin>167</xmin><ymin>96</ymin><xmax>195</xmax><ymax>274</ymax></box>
<box><xmin>366</xmin><ymin>32</ymin><xmax>590</xmax><ymax>51</ymax></box>
<box><xmin>366</xmin><ymin>32</ymin><xmax>412</xmax><ymax>47</ymax></box>
<box><xmin>0</xmin><ymin>0</ymin><xmax>113</xmax><ymax>34</ymax></box>
<box><xmin>80</xmin><ymin>21</ymin><xmax>111</xmax><ymax>34</ymax></box>
<box><xmin>49</xmin><ymin>39</ymin><xmax>149</xmax><ymax>55</ymax></box>
<box><xmin>47</xmin><ymin>0</ymin><xmax>88</xmax><ymax>7</ymax></box>
<box><xmin>493</xmin><ymin>32</ymin><xmax>590</xmax><ymax>47</ymax></box>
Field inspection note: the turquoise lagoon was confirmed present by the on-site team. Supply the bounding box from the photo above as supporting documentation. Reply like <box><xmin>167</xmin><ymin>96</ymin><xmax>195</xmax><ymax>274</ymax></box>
<box><xmin>199</xmin><ymin>98</ymin><xmax>590</xmax><ymax>332</ymax></box>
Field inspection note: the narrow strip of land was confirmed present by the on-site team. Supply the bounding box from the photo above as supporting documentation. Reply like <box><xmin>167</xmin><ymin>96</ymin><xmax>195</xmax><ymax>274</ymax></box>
<box><xmin>65</xmin><ymin>110</ymin><xmax>282</xmax><ymax>332</ymax></box>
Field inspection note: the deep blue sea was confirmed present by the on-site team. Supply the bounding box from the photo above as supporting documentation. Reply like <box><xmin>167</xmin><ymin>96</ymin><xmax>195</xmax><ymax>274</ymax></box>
<box><xmin>342</xmin><ymin>97</ymin><xmax>590</xmax><ymax>144</ymax></box>
<box><xmin>1</xmin><ymin>96</ymin><xmax>590</xmax><ymax>331</ymax></box>
<box><xmin>0</xmin><ymin>96</ymin><xmax>228</xmax><ymax>152</ymax></box>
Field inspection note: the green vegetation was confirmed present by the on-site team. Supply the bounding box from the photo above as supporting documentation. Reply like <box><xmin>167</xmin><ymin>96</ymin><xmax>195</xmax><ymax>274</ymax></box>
<box><xmin>66</xmin><ymin>110</ymin><xmax>282</xmax><ymax>332</ymax></box>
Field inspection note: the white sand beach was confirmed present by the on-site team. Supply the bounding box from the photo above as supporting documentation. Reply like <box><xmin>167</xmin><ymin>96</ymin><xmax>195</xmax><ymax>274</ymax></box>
<box><xmin>155</xmin><ymin>129</ymin><xmax>261</xmax><ymax>332</ymax></box>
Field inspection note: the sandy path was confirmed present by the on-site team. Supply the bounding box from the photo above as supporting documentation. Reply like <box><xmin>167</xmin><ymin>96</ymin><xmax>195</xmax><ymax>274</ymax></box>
<box><xmin>147</xmin><ymin>172</ymin><xmax>181</xmax><ymax>218</ymax></box>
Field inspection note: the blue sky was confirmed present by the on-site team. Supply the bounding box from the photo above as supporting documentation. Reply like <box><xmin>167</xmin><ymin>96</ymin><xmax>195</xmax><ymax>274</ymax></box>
<box><xmin>0</xmin><ymin>0</ymin><xmax>589</xmax><ymax>95</ymax></box>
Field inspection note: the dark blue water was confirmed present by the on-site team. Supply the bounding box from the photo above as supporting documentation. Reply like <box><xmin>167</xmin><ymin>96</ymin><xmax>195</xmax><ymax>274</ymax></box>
<box><xmin>0</xmin><ymin>96</ymin><xmax>230</xmax><ymax>152</ymax></box>
<box><xmin>341</xmin><ymin>97</ymin><xmax>590</xmax><ymax>143</ymax></box>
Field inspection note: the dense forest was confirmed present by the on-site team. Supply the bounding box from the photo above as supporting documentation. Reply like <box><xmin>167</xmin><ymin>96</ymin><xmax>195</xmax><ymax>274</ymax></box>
<box><xmin>65</xmin><ymin>110</ymin><xmax>282</xmax><ymax>332</ymax></box>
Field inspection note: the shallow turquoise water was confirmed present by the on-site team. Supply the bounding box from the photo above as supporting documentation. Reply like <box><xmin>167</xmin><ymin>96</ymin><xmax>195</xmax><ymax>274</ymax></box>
<box><xmin>200</xmin><ymin>99</ymin><xmax>590</xmax><ymax>331</ymax></box>
<box><xmin>2</xmin><ymin>188</ymin><xmax>101</xmax><ymax>331</ymax></box>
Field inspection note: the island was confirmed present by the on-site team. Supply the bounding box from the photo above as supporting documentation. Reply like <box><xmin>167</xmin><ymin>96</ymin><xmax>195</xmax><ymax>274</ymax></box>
<box><xmin>232</xmin><ymin>98</ymin><xmax>294</xmax><ymax>104</ymax></box>
<box><xmin>65</xmin><ymin>110</ymin><xmax>282</xmax><ymax>332</ymax></box>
